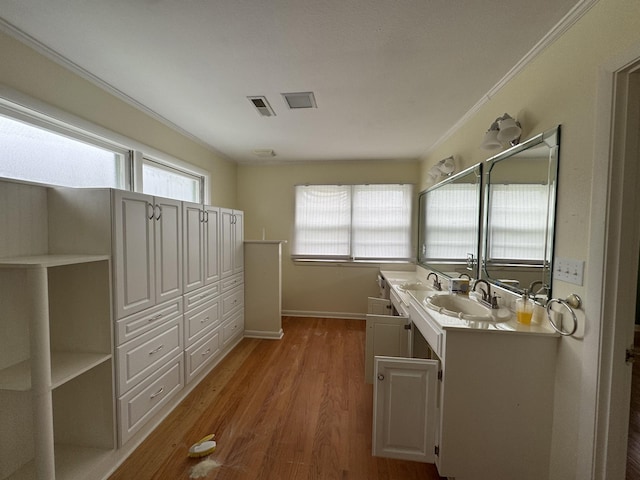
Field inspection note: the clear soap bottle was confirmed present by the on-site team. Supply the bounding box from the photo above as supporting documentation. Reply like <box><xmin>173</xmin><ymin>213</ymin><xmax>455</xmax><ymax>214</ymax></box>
<box><xmin>516</xmin><ymin>289</ymin><xmax>534</xmax><ymax>325</ymax></box>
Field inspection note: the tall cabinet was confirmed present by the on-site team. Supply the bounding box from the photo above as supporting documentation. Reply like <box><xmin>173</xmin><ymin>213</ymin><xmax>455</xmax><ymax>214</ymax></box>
<box><xmin>221</xmin><ymin>208</ymin><xmax>244</xmax><ymax>278</ymax></box>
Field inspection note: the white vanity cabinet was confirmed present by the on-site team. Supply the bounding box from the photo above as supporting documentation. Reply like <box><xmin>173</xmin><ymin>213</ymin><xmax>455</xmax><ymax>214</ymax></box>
<box><xmin>373</xmin><ymin>295</ymin><xmax>558</xmax><ymax>480</ymax></box>
<box><xmin>0</xmin><ymin>256</ymin><xmax>115</xmax><ymax>480</ymax></box>
<box><xmin>220</xmin><ymin>208</ymin><xmax>244</xmax><ymax>278</ymax></box>
<box><xmin>113</xmin><ymin>190</ymin><xmax>183</xmax><ymax>319</ymax></box>
<box><xmin>183</xmin><ymin>202</ymin><xmax>220</xmax><ymax>293</ymax></box>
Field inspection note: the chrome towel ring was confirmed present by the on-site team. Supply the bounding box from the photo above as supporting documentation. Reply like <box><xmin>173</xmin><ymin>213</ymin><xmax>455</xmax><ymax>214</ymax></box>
<box><xmin>546</xmin><ymin>294</ymin><xmax>581</xmax><ymax>336</ymax></box>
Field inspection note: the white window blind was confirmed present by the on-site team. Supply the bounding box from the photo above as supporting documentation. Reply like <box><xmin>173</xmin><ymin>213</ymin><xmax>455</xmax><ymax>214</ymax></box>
<box><xmin>293</xmin><ymin>184</ymin><xmax>413</xmax><ymax>261</ymax></box>
<box><xmin>487</xmin><ymin>184</ymin><xmax>550</xmax><ymax>261</ymax></box>
<box><xmin>423</xmin><ymin>184</ymin><xmax>478</xmax><ymax>260</ymax></box>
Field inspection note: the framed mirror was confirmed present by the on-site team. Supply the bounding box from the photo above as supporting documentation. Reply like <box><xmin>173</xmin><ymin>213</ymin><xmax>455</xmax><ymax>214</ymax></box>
<box><xmin>418</xmin><ymin>163</ymin><xmax>483</xmax><ymax>279</ymax></box>
<box><xmin>481</xmin><ymin>125</ymin><xmax>561</xmax><ymax>299</ymax></box>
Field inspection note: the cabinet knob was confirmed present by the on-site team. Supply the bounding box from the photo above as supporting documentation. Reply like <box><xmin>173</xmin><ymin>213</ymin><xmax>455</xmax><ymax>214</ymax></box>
<box><xmin>377</xmin><ymin>374</ymin><xmax>385</xmax><ymax>381</ymax></box>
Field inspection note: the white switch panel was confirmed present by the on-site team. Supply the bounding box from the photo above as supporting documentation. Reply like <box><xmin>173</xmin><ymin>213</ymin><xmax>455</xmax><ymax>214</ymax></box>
<box><xmin>553</xmin><ymin>257</ymin><xmax>584</xmax><ymax>285</ymax></box>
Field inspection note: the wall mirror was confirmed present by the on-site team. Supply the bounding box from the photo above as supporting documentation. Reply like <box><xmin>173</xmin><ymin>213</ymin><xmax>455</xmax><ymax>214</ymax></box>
<box><xmin>481</xmin><ymin>125</ymin><xmax>561</xmax><ymax>299</ymax></box>
<box><xmin>418</xmin><ymin>163</ymin><xmax>483</xmax><ymax>279</ymax></box>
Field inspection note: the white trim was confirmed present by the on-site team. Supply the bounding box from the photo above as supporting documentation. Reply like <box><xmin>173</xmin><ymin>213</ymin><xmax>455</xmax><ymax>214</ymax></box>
<box><xmin>283</xmin><ymin>310</ymin><xmax>365</xmax><ymax>320</ymax></box>
<box><xmin>421</xmin><ymin>0</ymin><xmax>598</xmax><ymax>159</ymax></box>
<box><xmin>582</xmin><ymin>41</ymin><xmax>640</xmax><ymax>480</ymax></box>
<box><xmin>243</xmin><ymin>329</ymin><xmax>284</xmax><ymax>340</ymax></box>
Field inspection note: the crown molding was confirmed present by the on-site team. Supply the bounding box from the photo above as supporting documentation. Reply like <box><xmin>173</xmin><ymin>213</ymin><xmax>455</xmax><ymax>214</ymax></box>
<box><xmin>420</xmin><ymin>0</ymin><xmax>599</xmax><ymax>160</ymax></box>
<box><xmin>0</xmin><ymin>18</ymin><xmax>231</xmax><ymax>161</ymax></box>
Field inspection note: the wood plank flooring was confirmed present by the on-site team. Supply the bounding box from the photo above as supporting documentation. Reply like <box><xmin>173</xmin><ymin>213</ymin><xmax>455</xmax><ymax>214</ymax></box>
<box><xmin>108</xmin><ymin>317</ymin><xmax>444</xmax><ymax>480</ymax></box>
<box><xmin>627</xmin><ymin>329</ymin><xmax>640</xmax><ymax>479</ymax></box>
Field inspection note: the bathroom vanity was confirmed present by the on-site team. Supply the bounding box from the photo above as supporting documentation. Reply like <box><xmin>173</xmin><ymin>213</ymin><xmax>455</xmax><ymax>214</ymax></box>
<box><xmin>369</xmin><ymin>269</ymin><xmax>559</xmax><ymax>480</ymax></box>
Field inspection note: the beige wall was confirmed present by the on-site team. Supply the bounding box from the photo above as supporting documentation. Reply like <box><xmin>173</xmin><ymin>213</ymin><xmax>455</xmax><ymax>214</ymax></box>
<box><xmin>0</xmin><ymin>30</ymin><xmax>237</xmax><ymax>207</ymax></box>
<box><xmin>237</xmin><ymin>161</ymin><xmax>419</xmax><ymax>316</ymax></box>
<box><xmin>420</xmin><ymin>0</ymin><xmax>640</xmax><ymax>478</ymax></box>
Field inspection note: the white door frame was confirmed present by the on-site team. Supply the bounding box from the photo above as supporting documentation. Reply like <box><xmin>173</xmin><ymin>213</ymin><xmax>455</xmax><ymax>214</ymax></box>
<box><xmin>578</xmin><ymin>43</ymin><xmax>640</xmax><ymax>479</ymax></box>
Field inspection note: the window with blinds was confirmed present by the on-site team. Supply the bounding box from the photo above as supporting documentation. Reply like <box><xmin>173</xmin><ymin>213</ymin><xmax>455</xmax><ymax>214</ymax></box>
<box><xmin>292</xmin><ymin>184</ymin><xmax>413</xmax><ymax>261</ymax></box>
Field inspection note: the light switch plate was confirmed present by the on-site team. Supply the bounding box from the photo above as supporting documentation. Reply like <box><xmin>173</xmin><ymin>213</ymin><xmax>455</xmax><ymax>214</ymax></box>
<box><xmin>553</xmin><ymin>257</ymin><xmax>584</xmax><ymax>285</ymax></box>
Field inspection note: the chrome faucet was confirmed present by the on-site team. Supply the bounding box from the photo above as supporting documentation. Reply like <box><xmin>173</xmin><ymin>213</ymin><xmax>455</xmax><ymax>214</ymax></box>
<box><xmin>427</xmin><ymin>272</ymin><xmax>442</xmax><ymax>291</ymax></box>
<box><xmin>472</xmin><ymin>279</ymin><xmax>499</xmax><ymax>308</ymax></box>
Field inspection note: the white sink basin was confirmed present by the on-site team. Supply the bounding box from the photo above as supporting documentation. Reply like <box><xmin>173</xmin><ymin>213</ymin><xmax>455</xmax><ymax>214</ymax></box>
<box><xmin>424</xmin><ymin>294</ymin><xmax>510</xmax><ymax>322</ymax></box>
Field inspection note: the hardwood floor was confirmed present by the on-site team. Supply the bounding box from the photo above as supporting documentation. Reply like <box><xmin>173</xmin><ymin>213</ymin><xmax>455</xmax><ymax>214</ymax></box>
<box><xmin>627</xmin><ymin>329</ymin><xmax>640</xmax><ymax>479</ymax></box>
<box><xmin>108</xmin><ymin>317</ymin><xmax>444</xmax><ymax>480</ymax></box>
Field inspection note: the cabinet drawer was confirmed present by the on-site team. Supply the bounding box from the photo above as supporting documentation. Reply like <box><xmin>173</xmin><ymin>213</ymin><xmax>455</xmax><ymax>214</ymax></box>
<box><xmin>222</xmin><ymin>286</ymin><xmax>244</xmax><ymax>317</ymax></box>
<box><xmin>117</xmin><ymin>317</ymin><xmax>183</xmax><ymax>394</ymax></box>
<box><xmin>221</xmin><ymin>273</ymin><xmax>243</xmax><ymax>293</ymax></box>
<box><xmin>116</xmin><ymin>298</ymin><xmax>183</xmax><ymax>345</ymax></box>
<box><xmin>185</xmin><ymin>327</ymin><xmax>221</xmax><ymax>383</ymax></box>
<box><xmin>184</xmin><ymin>296</ymin><xmax>222</xmax><ymax>346</ymax></box>
<box><xmin>184</xmin><ymin>283</ymin><xmax>220</xmax><ymax>312</ymax></box>
<box><xmin>223</xmin><ymin>309</ymin><xmax>244</xmax><ymax>347</ymax></box>
<box><xmin>118</xmin><ymin>354</ymin><xmax>184</xmax><ymax>446</ymax></box>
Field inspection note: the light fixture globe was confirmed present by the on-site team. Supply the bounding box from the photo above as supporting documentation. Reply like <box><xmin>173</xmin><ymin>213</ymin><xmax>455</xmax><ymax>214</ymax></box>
<box><xmin>481</xmin><ymin>128</ymin><xmax>501</xmax><ymax>150</ymax></box>
<box><xmin>496</xmin><ymin>115</ymin><xmax>522</xmax><ymax>144</ymax></box>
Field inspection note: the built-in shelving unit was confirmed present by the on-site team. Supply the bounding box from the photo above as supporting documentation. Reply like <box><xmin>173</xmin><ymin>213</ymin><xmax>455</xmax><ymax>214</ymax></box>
<box><xmin>0</xmin><ymin>255</ymin><xmax>115</xmax><ymax>480</ymax></box>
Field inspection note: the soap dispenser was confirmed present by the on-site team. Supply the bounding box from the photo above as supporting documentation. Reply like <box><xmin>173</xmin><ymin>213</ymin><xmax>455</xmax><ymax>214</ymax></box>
<box><xmin>516</xmin><ymin>289</ymin><xmax>534</xmax><ymax>325</ymax></box>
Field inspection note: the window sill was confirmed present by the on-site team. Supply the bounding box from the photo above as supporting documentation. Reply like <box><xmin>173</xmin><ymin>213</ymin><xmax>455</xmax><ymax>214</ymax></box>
<box><xmin>291</xmin><ymin>258</ymin><xmax>415</xmax><ymax>267</ymax></box>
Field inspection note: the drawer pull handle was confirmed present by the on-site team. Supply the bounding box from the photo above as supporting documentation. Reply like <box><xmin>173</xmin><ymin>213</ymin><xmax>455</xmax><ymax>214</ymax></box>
<box><xmin>150</xmin><ymin>386</ymin><xmax>164</xmax><ymax>399</ymax></box>
<box><xmin>202</xmin><ymin>349</ymin><xmax>211</xmax><ymax>357</ymax></box>
<box><xmin>149</xmin><ymin>344</ymin><xmax>165</xmax><ymax>355</ymax></box>
<box><xmin>200</xmin><ymin>317</ymin><xmax>209</xmax><ymax>324</ymax></box>
<box><xmin>148</xmin><ymin>313</ymin><xmax>164</xmax><ymax>322</ymax></box>
<box><xmin>377</xmin><ymin>374</ymin><xmax>385</xmax><ymax>381</ymax></box>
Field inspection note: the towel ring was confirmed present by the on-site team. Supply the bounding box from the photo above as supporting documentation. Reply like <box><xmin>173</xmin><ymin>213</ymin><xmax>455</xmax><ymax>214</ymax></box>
<box><xmin>546</xmin><ymin>298</ymin><xmax>578</xmax><ymax>336</ymax></box>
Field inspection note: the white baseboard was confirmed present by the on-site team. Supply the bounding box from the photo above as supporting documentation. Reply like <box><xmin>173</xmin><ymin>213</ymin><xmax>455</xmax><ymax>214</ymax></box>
<box><xmin>282</xmin><ymin>310</ymin><xmax>366</xmax><ymax>320</ymax></box>
<box><xmin>244</xmin><ymin>329</ymin><xmax>284</xmax><ymax>340</ymax></box>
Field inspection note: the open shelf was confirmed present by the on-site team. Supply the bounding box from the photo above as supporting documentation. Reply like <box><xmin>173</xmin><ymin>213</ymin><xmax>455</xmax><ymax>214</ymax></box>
<box><xmin>0</xmin><ymin>354</ymin><xmax>113</xmax><ymax>391</ymax></box>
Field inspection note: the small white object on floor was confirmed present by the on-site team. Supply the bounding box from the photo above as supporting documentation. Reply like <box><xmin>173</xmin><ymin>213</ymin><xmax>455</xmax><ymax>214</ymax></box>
<box><xmin>190</xmin><ymin>458</ymin><xmax>221</xmax><ymax>478</ymax></box>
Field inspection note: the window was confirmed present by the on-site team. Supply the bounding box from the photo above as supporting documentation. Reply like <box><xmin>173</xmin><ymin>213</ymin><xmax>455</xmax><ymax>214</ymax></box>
<box><xmin>0</xmin><ymin>113</ymin><xmax>127</xmax><ymax>188</ymax></box>
<box><xmin>292</xmin><ymin>184</ymin><xmax>413</xmax><ymax>261</ymax></box>
<box><xmin>487</xmin><ymin>184</ymin><xmax>550</xmax><ymax>262</ymax></box>
<box><xmin>142</xmin><ymin>158</ymin><xmax>201</xmax><ymax>203</ymax></box>
<box><xmin>0</xmin><ymin>96</ymin><xmax>209</xmax><ymax>202</ymax></box>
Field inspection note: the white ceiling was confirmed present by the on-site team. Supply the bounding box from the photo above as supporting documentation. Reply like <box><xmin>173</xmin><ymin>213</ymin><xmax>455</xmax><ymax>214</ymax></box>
<box><xmin>0</xmin><ymin>0</ymin><xmax>582</xmax><ymax>164</ymax></box>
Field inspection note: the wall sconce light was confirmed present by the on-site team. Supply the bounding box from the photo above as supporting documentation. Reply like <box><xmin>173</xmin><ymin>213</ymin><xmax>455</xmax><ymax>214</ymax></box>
<box><xmin>427</xmin><ymin>156</ymin><xmax>455</xmax><ymax>182</ymax></box>
<box><xmin>481</xmin><ymin>113</ymin><xmax>522</xmax><ymax>150</ymax></box>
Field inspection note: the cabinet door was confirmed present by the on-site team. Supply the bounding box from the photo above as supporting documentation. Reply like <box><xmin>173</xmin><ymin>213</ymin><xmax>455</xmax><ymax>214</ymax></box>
<box><xmin>220</xmin><ymin>208</ymin><xmax>234</xmax><ymax>278</ymax></box>
<box><xmin>155</xmin><ymin>196</ymin><xmax>183</xmax><ymax>303</ymax></box>
<box><xmin>113</xmin><ymin>190</ymin><xmax>155</xmax><ymax>319</ymax></box>
<box><xmin>232</xmin><ymin>210</ymin><xmax>244</xmax><ymax>274</ymax></box>
<box><xmin>365</xmin><ymin>314</ymin><xmax>410</xmax><ymax>383</ymax></box>
<box><xmin>367</xmin><ymin>297</ymin><xmax>393</xmax><ymax>315</ymax></box>
<box><xmin>373</xmin><ymin>356</ymin><xmax>438</xmax><ymax>463</ymax></box>
<box><xmin>183</xmin><ymin>202</ymin><xmax>204</xmax><ymax>293</ymax></box>
<box><xmin>203</xmin><ymin>205</ymin><xmax>220</xmax><ymax>285</ymax></box>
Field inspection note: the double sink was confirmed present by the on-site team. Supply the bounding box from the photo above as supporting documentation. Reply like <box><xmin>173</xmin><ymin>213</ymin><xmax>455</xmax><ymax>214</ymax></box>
<box><xmin>393</xmin><ymin>280</ymin><xmax>511</xmax><ymax>323</ymax></box>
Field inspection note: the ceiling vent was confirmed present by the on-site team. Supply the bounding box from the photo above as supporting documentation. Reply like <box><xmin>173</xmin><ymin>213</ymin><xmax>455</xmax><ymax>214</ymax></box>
<box><xmin>282</xmin><ymin>91</ymin><xmax>317</xmax><ymax>109</ymax></box>
<box><xmin>252</xmin><ymin>149</ymin><xmax>276</xmax><ymax>157</ymax></box>
<box><xmin>248</xmin><ymin>96</ymin><xmax>276</xmax><ymax>117</ymax></box>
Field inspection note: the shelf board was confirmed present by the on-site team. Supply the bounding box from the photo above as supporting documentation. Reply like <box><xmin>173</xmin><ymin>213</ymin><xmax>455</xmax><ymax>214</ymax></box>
<box><xmin>4</xmin><ymin>444</ymin><xmax>115</xmax><ymax>480</ymax></box>
<box><xmin>0</xmin><ymin>353</ymin><xmax>112</xmax><ymax>391</ymax></box>
<box><xmin>0</xmin><ymin>254</ymin><xmax>110</xmax><ymax>269</ymax></box>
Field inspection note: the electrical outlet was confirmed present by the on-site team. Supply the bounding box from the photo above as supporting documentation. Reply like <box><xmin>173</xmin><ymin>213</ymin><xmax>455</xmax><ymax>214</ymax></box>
<box><xmin>553</xmin><ymin>257</ymin><xmax>584</xmax><ymax>286</ymax></box>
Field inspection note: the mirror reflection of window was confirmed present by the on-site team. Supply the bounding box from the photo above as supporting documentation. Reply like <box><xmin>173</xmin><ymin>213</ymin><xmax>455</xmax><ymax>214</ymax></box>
<box><xmin>487</xmin><ymin>183</ymin><xmax>549</xmax><ymax>262</ymax></box>
<box><xmin>424</xmin><ymin>183</ymin><xmax>479</xmax><ymax>261</ymax></box>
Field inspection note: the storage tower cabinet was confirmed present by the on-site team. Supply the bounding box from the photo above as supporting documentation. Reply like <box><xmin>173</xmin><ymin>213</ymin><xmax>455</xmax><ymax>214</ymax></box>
<box><xmin>0</xmin><ymin>180</ymin><xmax>245</xmax><ymax>480</ymax></box>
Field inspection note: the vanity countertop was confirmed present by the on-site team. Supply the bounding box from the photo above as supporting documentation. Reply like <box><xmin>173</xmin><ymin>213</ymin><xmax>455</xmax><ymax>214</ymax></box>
<box><xmin>380</xmin><ymin>269</ymin><xmax>557</xmax><ymax>336</ymax></box>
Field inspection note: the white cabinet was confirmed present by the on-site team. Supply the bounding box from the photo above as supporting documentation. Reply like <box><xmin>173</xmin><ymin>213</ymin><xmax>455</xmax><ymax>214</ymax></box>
<box><xmin>0</xmin><ymin>256</ymin><xmax>115</xmax><ymax>480</ymax></box>
<box><xmin>113</xmin><ymin>191</ymin><xmax>183</xmax><ymax>319</ymax></box>
<box><xmin>372</xmin><ymin>356</ymin><xmax>438</xmax><ymax>463</ymax></box>
<box><xmin>221</xmin><ymin>208</ymin><xmax>244</xmax><ymax>278</ymax></box>
<box><xmin>364</xmin><ymin>313</ymin><xmax>410</xmax><ymax>384</ymax></box>
<box><xmin>183</xmin><ymin>202</ymin><xmax>220</xmax><ymax>293</ymax></box>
